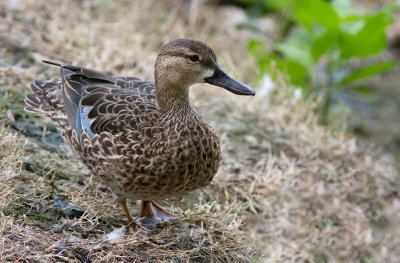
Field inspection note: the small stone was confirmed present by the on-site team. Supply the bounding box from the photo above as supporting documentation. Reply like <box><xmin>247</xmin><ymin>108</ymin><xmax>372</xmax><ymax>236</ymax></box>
<box><xmin>52</xmin><ymin>224</ymin><xmax>65</xmax><ymax>233</ymax></box>
<box><xmin>52</xmin><ymin>194</ymin><xmax>87</xmax><ymax>219</ymax></box>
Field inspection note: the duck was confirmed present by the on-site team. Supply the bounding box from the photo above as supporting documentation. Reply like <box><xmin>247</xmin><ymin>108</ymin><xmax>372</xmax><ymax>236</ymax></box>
<box><xmin>25</xmin><ymin>38</ymin><xmax>255</xmax><ymax>231</ymax></box>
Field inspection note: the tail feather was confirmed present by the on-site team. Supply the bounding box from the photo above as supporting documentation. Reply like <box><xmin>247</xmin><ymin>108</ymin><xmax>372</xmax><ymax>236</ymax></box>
<box><xmin>25</xmin><ymin>78</ymin><xmax>71</xmax><ymax>135</ymax></box>
<box><xmin>24</xmin><ymin>93</ymin><xmax>45</xmax><ymax>113</ymax></box>
<box><xmin>24</xmin><ymin>79</ymin><xmax>64</xmax><ymax>114</ymax></box>
<box><xmin>42</xmin><ymin>60</ymin><xmax>64</xmax><ymax>67</ymax></box>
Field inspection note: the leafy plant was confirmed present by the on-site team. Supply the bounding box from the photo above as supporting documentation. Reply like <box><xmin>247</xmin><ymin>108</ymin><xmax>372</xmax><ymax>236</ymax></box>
<box><xmin>248</xmin><ymin>0</ymin><xmax>398</xmax><ymax>123</ymax></box>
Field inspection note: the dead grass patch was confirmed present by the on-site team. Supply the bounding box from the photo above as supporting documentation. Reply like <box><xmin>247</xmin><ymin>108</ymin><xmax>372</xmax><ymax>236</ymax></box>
<box><xmin>1</xmin><ymin>0</ymin><xmax>399</xmax><ymax>262</ymax></box>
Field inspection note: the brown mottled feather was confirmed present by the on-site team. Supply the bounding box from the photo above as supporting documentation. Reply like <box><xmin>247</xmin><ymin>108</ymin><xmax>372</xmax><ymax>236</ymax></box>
<box><xmin>24</xmin><ymin>39</ymin><xmax>223</xmax><ymax>203</ymax></box>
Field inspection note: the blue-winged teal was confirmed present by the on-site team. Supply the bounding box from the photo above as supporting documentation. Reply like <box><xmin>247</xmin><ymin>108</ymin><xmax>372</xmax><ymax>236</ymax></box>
<box><xmin>25</xmin><ymin>39</ymin><xmax>255</xmax><ymax>231</ymax></box>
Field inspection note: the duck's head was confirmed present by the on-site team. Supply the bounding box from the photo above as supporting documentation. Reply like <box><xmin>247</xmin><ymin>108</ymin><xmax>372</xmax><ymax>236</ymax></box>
<box><xmin>155</xmin><ymin>39</ymin><xmax>255</xmax><ymax>110</ymax></box>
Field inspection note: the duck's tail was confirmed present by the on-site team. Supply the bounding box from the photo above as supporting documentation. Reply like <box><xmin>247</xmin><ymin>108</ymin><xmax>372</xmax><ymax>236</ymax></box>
<box><xmin>42</xmin><ymin>60</ymin><xmax>63</xmax><ymax>67</ymax></box>
<box><xmin>24</xmin><ymin>60</ymin><xmax>69</xmax><ymax>114</ymax></box>
<box><xmin>24</xmin><ymin>79</ymin><xmax>64</xmax><ymax>114</ymax></box>
<box><xmin>24</xmin><ymin>78</ymin><xmax>71</xmax><ymax>134</ymax></box>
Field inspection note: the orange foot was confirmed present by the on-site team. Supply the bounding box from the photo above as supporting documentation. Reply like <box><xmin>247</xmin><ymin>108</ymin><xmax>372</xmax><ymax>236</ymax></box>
<box><xmin>119</xmin><ymin>200</ymin><xmax>148</xmax><ymax>233</ymax></box>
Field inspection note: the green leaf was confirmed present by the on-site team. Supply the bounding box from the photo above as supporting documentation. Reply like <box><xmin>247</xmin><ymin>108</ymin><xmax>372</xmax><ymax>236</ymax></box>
<box><xmin>275</xmin><ymin>42</ymin><xmax>314</xmax><ymax>71</ymax></box>
<box><xmin>275</xmin><ymin>27</ymin><xmax>315</xmax><ymax>69</ymax></box>
<box><xmin>284</xmin><ymin>26</ymin><xmax>314</xmax><ymax>49</ymax></box>
<box><xmin>338</xmin><ymin>60</ymin><xmax>395</xmax><ymax>85</ymax></box>
<box><xmin>331</xmin><ymin>0</ymin><xmax>353</xmax><ymax>17</ymax></box>
<box><xmin>276</xmin><ymin>59</ymin><xmax>308</xmax><ymax>86</ymax></box>
<box><xmin>340</xmin><ymin>18</ymin><xmax>365</xmax><ymax>35</ymax></box>
<box><xmin>248</xmin><ymin>39</ymin><xmax>308</xmax><ymax>87</ymax></box>
<box><xmin>264</xmin><ymin>0</ymin><xmax>290</xmax><ymax>11</ymax></box>
<box><xmin>293</xmin><ymin>0</ymin><xmax>340</xmax><ymax>31</ymax></box>
<box><xmin>339</xmin><ymin>11</ymin><xmax>393</xmax><ymax>58</ymax></box>
<box><xmin>265</xmin><ymin>0</ymin><xmax>340</xmax><ymax>31</ymax></box>
<box><xmin>352</xmin><ymin>86</ymin><xmax>375</xmax><ymax>98</ymax></box>
<box><xmin>235</xmin><ymin>0</ymin><xmax>255</xmax><ymax>4</ymax></box>
<box><xmin>248</xmin><ymin>39</ymin><xmax>266</xmax><ymax>55</ymax></box>
<box><xmin>247</xmin><ymin>39</ymin><xmax>271</xmax><ymax>73</ymax></box>
<box><xmin>311</xmin><ymin>31</ymin><xmax>337</xmax><ymax>60</ymax></box>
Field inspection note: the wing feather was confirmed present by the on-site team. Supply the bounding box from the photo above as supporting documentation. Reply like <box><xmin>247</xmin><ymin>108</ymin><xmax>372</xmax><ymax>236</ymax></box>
<box><xmin>29</xmin><ymin>61</ymin><xmax>159</xmax><ymax>144</ymax></box>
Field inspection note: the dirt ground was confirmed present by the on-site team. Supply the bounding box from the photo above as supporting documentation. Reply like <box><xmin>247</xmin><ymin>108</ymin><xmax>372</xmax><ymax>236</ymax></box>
<box><xmin>1</xmin><ymin>0</ymin><xmax>400</xmax><ymax>262</ymax></box>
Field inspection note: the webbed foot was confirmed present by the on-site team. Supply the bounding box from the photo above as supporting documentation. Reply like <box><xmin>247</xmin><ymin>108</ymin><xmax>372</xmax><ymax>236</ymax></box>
<box><xmin>139</xmin><ymin>200</ymin><xmax>182</xmax><ymax>227</ymax></box>
<box><xmin>119</xmin><ymin>200</ymin><xmax>148</xmax><ymax>233</ymax></box>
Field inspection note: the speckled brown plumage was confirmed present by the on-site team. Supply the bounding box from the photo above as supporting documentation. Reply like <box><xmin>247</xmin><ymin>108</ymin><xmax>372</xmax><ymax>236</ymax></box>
<box><xmin>25</xmin><ymin>38</ymin><xmax>255</xmax><ymax>231</ymax></box>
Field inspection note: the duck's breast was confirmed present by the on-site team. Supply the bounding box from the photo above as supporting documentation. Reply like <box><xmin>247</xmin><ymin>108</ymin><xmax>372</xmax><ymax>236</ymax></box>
<box><xmin>128</xmin><ymin>113</ymin><xmax>221</xmax><ymax>199</ymax></box>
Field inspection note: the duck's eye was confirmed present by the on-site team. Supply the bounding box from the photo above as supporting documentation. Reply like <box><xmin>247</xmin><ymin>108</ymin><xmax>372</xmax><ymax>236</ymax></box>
<box><xmin>188</xmin><ymin>54</ymin><xmax>199</xmax><ymax>62</ymax></box>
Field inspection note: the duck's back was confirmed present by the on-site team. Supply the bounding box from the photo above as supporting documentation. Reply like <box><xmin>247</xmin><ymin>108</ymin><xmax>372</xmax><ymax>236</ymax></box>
<box><xmin>25</xmin><ymin>63</ymin><xmax>159</xmax><ymax>140</ymax></box>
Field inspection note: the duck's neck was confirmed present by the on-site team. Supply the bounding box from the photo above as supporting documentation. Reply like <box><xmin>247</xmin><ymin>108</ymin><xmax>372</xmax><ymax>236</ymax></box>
<box><xmin>155</xmin><ymin>81</ymin><xmax>192</xmax><ymax>113</ymax></box>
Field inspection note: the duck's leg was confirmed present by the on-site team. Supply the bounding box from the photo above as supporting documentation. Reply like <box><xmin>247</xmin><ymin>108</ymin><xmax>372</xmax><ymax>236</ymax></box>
<box><xmin>139</xmin><ymin>200</ymin><xmax>181</xmax><ymax>226</ymax></box>
<box><xmin>119</xmin><ymin>200</ymin><xmax>148</xmax><ymax>232</ymax></box>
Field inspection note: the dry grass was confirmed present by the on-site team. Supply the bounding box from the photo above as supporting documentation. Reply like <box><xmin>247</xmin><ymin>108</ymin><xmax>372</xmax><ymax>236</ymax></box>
<box><xmin>1</xmin><ymin>0</ymin><xmax>400</xmax><ymax>262</ymax></box>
